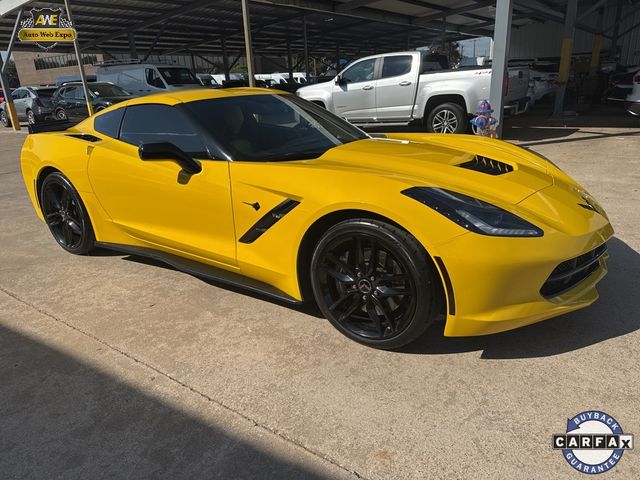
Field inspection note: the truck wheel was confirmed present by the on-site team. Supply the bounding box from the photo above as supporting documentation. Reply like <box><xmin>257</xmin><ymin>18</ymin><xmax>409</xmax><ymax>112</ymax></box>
<box><xmin>426</xmin><ymin>102</ymin><xmax>467</xmax><ymax>134</ymax></box>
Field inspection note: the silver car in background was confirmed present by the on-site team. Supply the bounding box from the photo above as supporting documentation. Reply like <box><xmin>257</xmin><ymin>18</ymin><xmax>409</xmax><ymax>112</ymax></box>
<box><xmin>0</xmin><ymin>86</ymin><xmax>56</xmax><ymax>127</ymax></box>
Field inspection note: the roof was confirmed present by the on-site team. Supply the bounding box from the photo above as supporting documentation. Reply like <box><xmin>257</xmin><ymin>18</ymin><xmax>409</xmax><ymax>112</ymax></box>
<box><xmin>0</xmin><ymin>1</ymin><xmax>613</xmax><ymax>59</ymax></box>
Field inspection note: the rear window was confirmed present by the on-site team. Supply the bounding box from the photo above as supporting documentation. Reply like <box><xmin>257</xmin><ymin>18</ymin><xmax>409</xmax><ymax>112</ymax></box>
<box><xmin>34</xmin><ymin>89</ymin><xmax>56</xmax><ymax>98</ymax></box>
<box><xmin>381</xmin><ymin>56</ymin><xmax>412</xmax><ymax>79</ymax></box>
<box><xmin>157</xmin><ymin>68</ymin><xmax>200</xmax><ymax>86</ymax></box>
<box><xmin>94</xmin><ymin>108</ymin><xmax>125</xmax><ymax>139</ymax></box>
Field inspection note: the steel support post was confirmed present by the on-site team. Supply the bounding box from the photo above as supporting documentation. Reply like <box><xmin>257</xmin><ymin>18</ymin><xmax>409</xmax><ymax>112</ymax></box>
<box><xmin>590</xmin><ymin>7</ymin><xmax>604</xmax><ymax>75</ymax></box>
<box><xmin>553</xmin><ymin>0</ymin><xmax>578</xmax><ymax>117</ymax></box>
<box><xmin>64</xmin><ymin>0</ymin><xmax>94</xmax><ymax>117</ymax></box>
<box><xmin>0</xmin><ymin>10</ymin><xmax>22</xmax><ymax>131</ymax></box>
<box><xmin>303</xmin><ymin>16</ymin><xmax>310</xmax><ymax>79</ymax></box>
<box><xmin>241</xmin><ymin>0</ymin><xmax>255</xmax><ymax>87</ymax></box>
<box><xmin>489</xmin><ymin>0</ymin><xmax>513</xmax><ymax>138</ymax></box>
<box><xmin>287</xmin><ymin>39</ymin><xmax>294</xmax><ymax>80</ymax></box>
<box><xmin>128</xmin><ymin>32</ymin><xmax>138</xmax><ymax>59</ymax></box>
<box><xmin>221</xmin><ymin>36</ymin><xmax>230</xmax><ymax>82</ymax></box>
<box><xmin>609</xmin><ymin>0</ymin><xmax>623</xmax><ymax>60</ymax></box>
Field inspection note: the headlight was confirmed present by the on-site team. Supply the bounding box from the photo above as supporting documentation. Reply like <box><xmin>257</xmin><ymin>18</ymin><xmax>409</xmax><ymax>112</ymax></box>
<box><xmin>402</xmin><ymin>187</ymin><xmax>543</xmax><ymax>237</ymax></box>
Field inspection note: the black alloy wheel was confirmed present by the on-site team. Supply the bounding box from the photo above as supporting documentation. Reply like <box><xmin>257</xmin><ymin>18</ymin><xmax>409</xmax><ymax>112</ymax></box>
<box><xmin>311</xmin><ymin>219</ymin><xmax>438</xmax><ymax>349</ymax></box>
<box><xmin>55</xmin><ymin>108</ymin><xmax>67</xmax><ymax>120</ymax></box>
<box><xmin>40</xmin><ymin>172</ymin><xmax>95</xmax><ymax>254</ymax></box>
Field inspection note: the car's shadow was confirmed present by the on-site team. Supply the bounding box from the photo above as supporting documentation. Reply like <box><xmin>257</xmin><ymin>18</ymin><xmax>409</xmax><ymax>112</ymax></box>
<box><xmin>401</xmin><ymin>237</ymin><xmax>639</xmax><ymax>359</ymax></box>
<box><xmin>111</xmin><ymin>237</ymin><xmax>639</xmax><ymax>359</ymax></box>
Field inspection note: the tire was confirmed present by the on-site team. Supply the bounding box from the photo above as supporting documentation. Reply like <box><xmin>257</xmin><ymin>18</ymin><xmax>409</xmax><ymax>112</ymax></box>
<box><xmin>310</xmin><ymin>219</ymin><xmax>438</xmax><ymax>350</ymax></box>
<box><xmin>40</xmin><ymin>172</ymin><xmax>95</xmax><ymax>255</ymax></box>
<box><xmin>425</xmin><ymin>102</ymin><xmax>467</xmax><ymax>134</ymax></box>
<box><xmin>26</xmin><ymin>109</ymin><xmax>36</xmax><ymax>125</ymax></box>
<box><xmin>55</xmin><ymin>108</ymin><xmax>67</xmax><ymax>120</ymax></box>
<box><xmin>0</xmin><ymin>109</ymin><xmax>10</xmax><ymax>128</ymax></box>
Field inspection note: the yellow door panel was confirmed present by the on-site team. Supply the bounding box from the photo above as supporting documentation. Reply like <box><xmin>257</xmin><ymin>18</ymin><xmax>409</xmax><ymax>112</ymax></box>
<box><xmin>87</xmin><ymin>139</ymin><xmax>236</xmax><ymax>266</ymax></box>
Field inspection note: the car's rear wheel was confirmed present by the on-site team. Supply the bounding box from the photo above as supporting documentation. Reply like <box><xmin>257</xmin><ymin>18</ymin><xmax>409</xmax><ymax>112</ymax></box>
<box><xmin>0</xmin><ymin>109</ymin><xmax>10</xmax><ymax>127</ymax></box>
<box><xmin>426</xmin><ymin>102</ymin><xmax>467</xmax><ymax>134</ymax></box>
<box><xmin>55</xmin><ymin>108</ymin><xmax>67</xmax><ymax>120</ymax></box>
<box><xmin>310</xmin><ymin>219</ymin><xmax>438</xmax><ymax>349</ymax></box>
<box><xmin>40</xmin><ymin>172</ymin><xmax>95</xmax><ymax>255</ymax></box>
<box><xmin>26</xmin><ymin>109</ymin><xmax>36</xmax><ymax>125</ymax></box>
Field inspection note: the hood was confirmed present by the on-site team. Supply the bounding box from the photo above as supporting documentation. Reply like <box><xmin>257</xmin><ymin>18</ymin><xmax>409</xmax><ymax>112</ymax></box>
<box><xmin>315</xmin><ymin>134</ymin><xmax>555</xmax><ymax>206</ymax></box>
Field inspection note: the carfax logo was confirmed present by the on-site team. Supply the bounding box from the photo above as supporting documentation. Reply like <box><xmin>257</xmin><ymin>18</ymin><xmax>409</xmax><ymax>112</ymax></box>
<box><xmin>18</xmin><ymin>8</ymin><xmax>76</xmax><ymax>50</ymax></box>
<box><xmin>553</xmin><ymin>411</ymin><xmax>634</xmax><ymax>474</ymax></box>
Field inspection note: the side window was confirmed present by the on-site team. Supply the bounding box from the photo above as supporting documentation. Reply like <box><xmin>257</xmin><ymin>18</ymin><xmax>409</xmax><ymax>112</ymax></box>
<box><xmin>119</xmin><ymin>104</ymin><xmax>207</xmax><ymax>156</ymax></box>
<box><xmin>146</xmin><ymin>69</ymin><xmax>165</xmax><ymax>89</ymax></box>
<box><xmin>341</xmin><ymin>59</ymin><xmax>376</xmax><ymax>84</ymax></box>
<box><xmin>94</xmin><ymin>108</ymin><xmax>125</xmax><ymax>138</ymax></box>
<box><xmin>381</xmin><ymin>56</ymin><xmax>412</xmax><ymax>79</ymax></box>
<box><xmin>11</xmin><ymin>89</ymin><xmax>24</xmax><ymax>100</ymax></box>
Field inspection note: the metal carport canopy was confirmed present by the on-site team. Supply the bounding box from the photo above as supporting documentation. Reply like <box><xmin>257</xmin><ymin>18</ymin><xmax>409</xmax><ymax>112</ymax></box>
<box><xmin>1</xmin><ymin>0</ymin><xmax>586</xmax><ymax>58</ymax></box>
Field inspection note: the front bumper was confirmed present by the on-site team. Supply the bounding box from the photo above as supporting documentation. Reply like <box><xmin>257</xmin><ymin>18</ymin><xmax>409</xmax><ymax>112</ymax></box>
<box><xmin>433</xmin><ymin>217</ymin><xmax>613</xmax><ymax>337</ymax></box>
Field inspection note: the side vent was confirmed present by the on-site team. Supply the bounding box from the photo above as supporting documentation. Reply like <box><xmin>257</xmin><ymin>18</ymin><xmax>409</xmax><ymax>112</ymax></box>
<box><xmin>458</xmin><ymin>156</ymin><xmax>514</xmax><ymax>175</ymax></box>
<box><xmin>66</xmin><ymin>133</ymin><xmax>101</xmax><ymax>142</ymax></box>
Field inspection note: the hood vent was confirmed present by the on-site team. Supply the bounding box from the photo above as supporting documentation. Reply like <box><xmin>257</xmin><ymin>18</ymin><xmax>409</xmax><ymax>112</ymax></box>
<box><xmin>458</xmin><ymin>156</ymin><xmax>514</xmax><ymax>175</ymax></box>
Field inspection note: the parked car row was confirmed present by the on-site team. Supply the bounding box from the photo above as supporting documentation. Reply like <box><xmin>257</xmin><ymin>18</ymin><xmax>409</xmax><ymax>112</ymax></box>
<box><xmin>0</xmin><ymin>81</ymin><xmax>133</xmax><ymax>127</ymax></box>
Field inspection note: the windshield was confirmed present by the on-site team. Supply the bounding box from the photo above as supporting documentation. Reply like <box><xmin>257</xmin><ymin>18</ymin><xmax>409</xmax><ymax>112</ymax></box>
<box><xmin>90</xmin><ymin>83</ymin><xmax>131</xmax><ymax>98</ymax></box>
<box><xmin>186</xmin><ymin>94</ymin><xmax>368</xmax><ymax>161</ymax></box>
<box><xmin>158</xmin><ymin>67</ymin><xmax>200</xmax><ymax>85</ymax></box>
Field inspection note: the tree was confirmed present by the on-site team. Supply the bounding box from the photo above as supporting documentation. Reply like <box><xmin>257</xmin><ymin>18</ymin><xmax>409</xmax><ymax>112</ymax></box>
<box><xmin>4</xmin><ymin>59</ymin><xmax>20</xmax><ymax>87</ymax></box>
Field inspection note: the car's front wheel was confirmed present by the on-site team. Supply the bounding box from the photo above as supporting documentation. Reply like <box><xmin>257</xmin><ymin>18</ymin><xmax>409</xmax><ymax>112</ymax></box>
<box><xmin>55</xmin><ymin>108</ymin><xmax>67</xmax><ymax>120</ymax></box>
<box><xmin>26</xmin><ymin>109</ymin><xmax>36</xmax><ymax>125</ymax></box>
<box><xmin>310</xmin><ymin>219</ymin><xmax>438</xmax><ymax>349</ymax></box>
<box><xmin>40</xmin><ymin>172</ymin><xmax>95</xmax><ymax>255</ymax></box>
<box><xmin>0</xmin><ymin>109</ymin><xmax>10</xmax><ymax>127</ymax></box>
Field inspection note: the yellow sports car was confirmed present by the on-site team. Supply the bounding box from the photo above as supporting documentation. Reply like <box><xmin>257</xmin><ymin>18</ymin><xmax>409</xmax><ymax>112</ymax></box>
<box><xmin>20</xmin><ymin>88</ymin><xmax>613</xmax><ymax>349</ymax></box>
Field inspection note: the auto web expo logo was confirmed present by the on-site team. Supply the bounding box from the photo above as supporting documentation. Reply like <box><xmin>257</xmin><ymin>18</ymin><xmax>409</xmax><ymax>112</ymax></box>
<box><xmin>553</xmin><ymin>411</ymin><xmax>634</xmax><ymax>474</ymax></box>
<box><xmin>18</xmin><ymin>8</ymin><xmax>76</xmax><ymax>50</ymax></box>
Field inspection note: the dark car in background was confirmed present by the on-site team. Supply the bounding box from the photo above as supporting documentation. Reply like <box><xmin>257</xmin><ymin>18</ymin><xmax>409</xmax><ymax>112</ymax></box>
<box><xmin>0</xmin><ymin>86</ymin><xmax>57</xmax><ymax>127</ymax></box>
<box><xmin>52</xmin><ymin>82</ymin><xmax>133</xmax><ymax>121</ymax></box>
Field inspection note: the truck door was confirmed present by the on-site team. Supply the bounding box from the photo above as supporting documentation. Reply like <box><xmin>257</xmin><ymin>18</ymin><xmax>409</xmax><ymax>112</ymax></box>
<box><xmin>375</xmin><ymin>54</ymin><xmax>418</xmax><ymax>121</ymax></box>
<box><xmin>332</xmin><ymin>57</ymin><xmax>377</xmax><ymax>122</ymax></box>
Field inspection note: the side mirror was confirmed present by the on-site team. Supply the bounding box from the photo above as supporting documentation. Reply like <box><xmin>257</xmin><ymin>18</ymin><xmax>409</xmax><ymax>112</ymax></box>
<box><xmin>138</xmin><ymin>142</ymin><xmax>202</xmax><ymax>175</ymax></box>
<box><xmin>335</xmin><ymin>75</ymin><xmax>346</xmax><ymax>85</ymax></box>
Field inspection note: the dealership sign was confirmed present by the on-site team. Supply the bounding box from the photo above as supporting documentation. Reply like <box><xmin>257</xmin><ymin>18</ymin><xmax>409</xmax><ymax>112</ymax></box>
<box><xmin>18</xmin><ymin>8</ymin><xmax>76</xmax><ymax>50</ymax></box>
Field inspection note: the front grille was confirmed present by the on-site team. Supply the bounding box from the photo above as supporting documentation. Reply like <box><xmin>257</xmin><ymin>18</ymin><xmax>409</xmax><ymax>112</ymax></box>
<box><xmin>458</xmin><ymin>156</ymin><xmax>514</xmax><ymax>175</ymax></box>
<box><xmin>540</xmin><ymin>243</ymin><xmax>607</xmax><ymax>298</ymax></box>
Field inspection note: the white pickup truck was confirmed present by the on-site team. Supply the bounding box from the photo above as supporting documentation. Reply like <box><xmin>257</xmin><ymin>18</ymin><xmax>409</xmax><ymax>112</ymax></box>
<box><xmin>297</xmin><ymin>51</ymin><xmax>529</xmax><ymax>134</ymax></box>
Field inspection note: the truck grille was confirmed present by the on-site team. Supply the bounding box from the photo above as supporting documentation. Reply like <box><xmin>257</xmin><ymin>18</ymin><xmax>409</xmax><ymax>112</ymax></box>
<box><xmin>540</xmin><ymin>243</ymin><xmax>607</xmax><ymax>298</ymax></box>
<box><xmin>458</xmin><ymin>156</ymin><xmax>514</xmax><ymax>175</ymax></box>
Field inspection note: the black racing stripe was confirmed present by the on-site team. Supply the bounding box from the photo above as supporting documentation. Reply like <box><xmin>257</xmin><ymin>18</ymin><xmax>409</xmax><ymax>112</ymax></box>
<box><xmin>238</xmin><ymin>199</ymin><xmax>300</xmax><ymax>244</ymax></box>
<box><xmin>434</xmin><ymin>256</ymin><xmax>456</xmax><ymax>316</ymax></box>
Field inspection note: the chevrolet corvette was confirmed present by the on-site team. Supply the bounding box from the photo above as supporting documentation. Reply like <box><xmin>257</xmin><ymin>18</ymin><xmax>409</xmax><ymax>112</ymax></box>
<box><xmin>20</xmin><ymin>88</ymin><xmax>613</xmax><ymax>349</ymax></box>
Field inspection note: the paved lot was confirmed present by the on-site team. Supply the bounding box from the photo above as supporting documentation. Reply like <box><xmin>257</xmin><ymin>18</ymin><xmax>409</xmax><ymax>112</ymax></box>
<box><xmin>1</xmin><ymin>109</ymin><xmax>639</xmax><ymax>479</ymax></box>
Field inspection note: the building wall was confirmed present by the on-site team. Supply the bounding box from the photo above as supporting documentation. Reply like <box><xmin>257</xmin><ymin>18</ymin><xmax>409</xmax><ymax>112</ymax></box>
<box><xmin>510</xmin><ymin>4</ymin><xmax>640</xmax><ymax>65</ymax></box>
<box><xmin>13</xmin><ymin>51</ymin><xmax>103</xmax><ymax>86</ymax></box>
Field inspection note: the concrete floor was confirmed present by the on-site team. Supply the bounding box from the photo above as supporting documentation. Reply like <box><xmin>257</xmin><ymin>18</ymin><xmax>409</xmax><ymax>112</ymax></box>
<box><xmin>1</xmin><ymin>107</ymin><xmax>639</xmax><ymax>479</ymax></box>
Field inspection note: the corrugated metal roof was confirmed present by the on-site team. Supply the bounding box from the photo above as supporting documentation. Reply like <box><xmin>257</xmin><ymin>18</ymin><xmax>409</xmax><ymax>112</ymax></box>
<box><xmin>0</xmin><ymin>0</ymin><xmax>635</xmax><ymax>60</ymax></box>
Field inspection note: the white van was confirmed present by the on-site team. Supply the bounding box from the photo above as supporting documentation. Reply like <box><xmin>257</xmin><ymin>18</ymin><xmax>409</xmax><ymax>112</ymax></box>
<box><xmin>97</xmin><ymin>62</ymin><xmax>203</xmax><ymax>95</ymax></box>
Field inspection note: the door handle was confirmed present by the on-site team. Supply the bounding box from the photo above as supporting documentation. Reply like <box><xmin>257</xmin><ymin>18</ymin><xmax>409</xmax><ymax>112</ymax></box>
<box><xmin>399</xmin><ymin>81</ymin><xmax>412</xmax><ymax>86</ymax></box>
<box><xmin>362</xmin><ymin>85</ymin><xmax>374</xmax><ymax>90</ymax></box>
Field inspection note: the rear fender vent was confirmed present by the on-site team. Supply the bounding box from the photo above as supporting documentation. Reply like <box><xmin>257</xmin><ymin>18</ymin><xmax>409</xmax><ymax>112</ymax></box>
<box><xmin>458</xmin><ymin>156</ymin><xmax>514</xmax><ymax>175</ymax></box>
<box><xmin>66</xmin><ymin>133</ymin><xmax>101</xmax><ymax>142</ymax></box>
